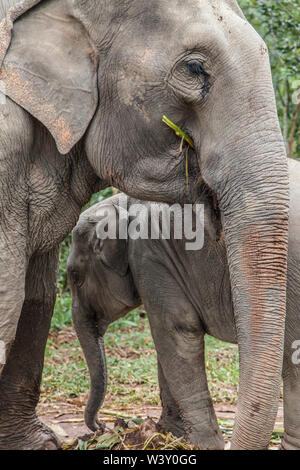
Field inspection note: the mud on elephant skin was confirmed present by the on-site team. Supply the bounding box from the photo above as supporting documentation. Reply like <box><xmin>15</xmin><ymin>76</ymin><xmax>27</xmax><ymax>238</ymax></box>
<box><xmin>0</xmin><ymin>0</ymin><xmax>289</xmax><ymax>449</ymax></box>
<box><xmin>68</xmin><ymin>158</ymin><xmax>300</xmax><ymax>450</ymax></box>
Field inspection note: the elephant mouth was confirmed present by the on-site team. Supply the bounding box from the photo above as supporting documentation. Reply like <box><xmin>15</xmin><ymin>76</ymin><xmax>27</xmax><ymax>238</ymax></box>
<box><xmin>179</xmin><ymin>145</ymin><xmax>202</xmax><ymax>203</ymax></box>
<box><xmin>209</xmin><ymin>188</ymin><xmax>221</xmax><ymax>220</ymax></box>
<box><xmin>209</xmin><ymin>189</ymin><xmax>222</xmax><ymax>241</ymax></box>
<box><xmin>164</xmin><ymin>118</ymin><xmax>201</xmax><ymax>204</ymax></box>
<box><xmin>194</xmin><ymin>181</ymin><xmax>223</xmax><ymax>241</ymax></box>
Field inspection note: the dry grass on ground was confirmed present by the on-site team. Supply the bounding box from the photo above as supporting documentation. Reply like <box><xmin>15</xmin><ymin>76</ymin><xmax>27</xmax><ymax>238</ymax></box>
<box><xmin>40</xmin><ymin>307</ymin><xmax>283</xmax><ymax>450</ymax></box>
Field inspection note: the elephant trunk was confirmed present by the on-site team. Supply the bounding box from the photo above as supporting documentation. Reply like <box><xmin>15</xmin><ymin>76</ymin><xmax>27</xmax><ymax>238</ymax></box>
<box><xmin>218</xmin><ymin>146</ymin><xmax>289</xmax><ymax>449</ymax></box>
<box><xmin>72</xmin><ymin>299</ymin><xmax>107</xmax><ymax>432</ymax></box>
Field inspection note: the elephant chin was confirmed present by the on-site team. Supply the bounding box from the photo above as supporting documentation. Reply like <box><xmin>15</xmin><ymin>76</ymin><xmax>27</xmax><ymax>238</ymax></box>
<box><xmin>72</xmin><ymin>302</ymin><xmax>107</xmax><ymax>432</ymax></box>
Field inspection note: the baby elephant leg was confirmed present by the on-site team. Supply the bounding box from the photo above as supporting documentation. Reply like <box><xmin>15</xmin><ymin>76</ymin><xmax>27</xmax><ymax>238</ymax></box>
<box><xmin>148</xmin><ymin>307</ymin><xmax>224</xmax><ymax>450</ymax></box>
<box><xmin>157</xmin><ymin>359</ymin><xmax>185</xmax><ymax>437</ymax></box>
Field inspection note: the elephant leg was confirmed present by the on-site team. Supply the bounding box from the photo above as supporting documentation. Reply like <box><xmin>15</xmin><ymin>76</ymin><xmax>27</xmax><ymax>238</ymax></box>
<box><xmin>157</xmin><ymin>359</ymin><xmax>185</xmax><ymax>437</ymax></box>
<box><xmin>148</xmin><ymin>309</ymin><xmax>224</xmax><ymax>449</ymax></box>
<box><xmin>0</xmin><ymin>248</ymin><xmax>61</xmax><ymax>450</ymax></box>
<box><xmin>0</xmin><ymin>237</ymin><xmax>27</xmax><ymax>377</ymax></box>
<box><xmin>281</xmin><ymin>304</ymin><xmax>300</xmax><ymax>450</ymax></box>
<box><xmin>282</xmin><ymin>371</ymin><xmax>300</xmax><ymax>450</ymax></box>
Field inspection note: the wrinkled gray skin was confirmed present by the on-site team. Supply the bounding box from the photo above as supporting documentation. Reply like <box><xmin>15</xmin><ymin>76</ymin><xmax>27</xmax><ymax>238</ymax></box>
<box><xmin>69</xmin><ymin>158</ymin><xmax>300</xmax><ymax>450</ymax></box>
<box><xmin>0</xmin><ymin>0</ymin><xmax>289</xmax><ymax>450</ymax></box>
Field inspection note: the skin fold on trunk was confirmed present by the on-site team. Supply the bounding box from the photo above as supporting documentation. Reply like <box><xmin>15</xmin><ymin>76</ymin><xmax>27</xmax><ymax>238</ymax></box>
<box><xmin>72</xmin><ymin>299</ymin><xmax>107</xmax><ymax>432</ymax></box>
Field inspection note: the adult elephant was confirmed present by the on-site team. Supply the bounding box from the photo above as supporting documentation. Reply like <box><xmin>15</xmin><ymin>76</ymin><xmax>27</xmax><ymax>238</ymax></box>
<box><xmin>0</xmin><ymin>0</ymin><xmax>289</xmax><ymax>450</ymax></box>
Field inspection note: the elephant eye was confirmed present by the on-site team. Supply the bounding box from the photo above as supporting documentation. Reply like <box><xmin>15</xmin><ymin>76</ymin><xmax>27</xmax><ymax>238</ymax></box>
<box><xmin>169</xmin><ymin>55</ymin><xmax>211</xmax><ymax>104</ymax></box>
<box><xmin>187</xmin><ymin>60</ymin><xmax>205</xmax><ymax>76</ymax></box>
<box><xmin>186</xmin><ymin>59</ymin><xmax>211</xmax><ymax>97</ymax></box>
<box><xmin>70</xmin><ymin>270</ymin><xmax>84</xmax><ymax>288</ymax></box>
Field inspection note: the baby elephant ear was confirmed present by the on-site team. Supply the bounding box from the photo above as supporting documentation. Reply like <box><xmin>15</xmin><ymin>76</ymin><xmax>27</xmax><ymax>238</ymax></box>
<box><xmin>0</xmin><ymin>0</ymin><xmax>98</xmax><ymax>154</ymax></box>
<box><xmin>95</xmin><ymin>204</ymin><xmax>129</xmax><ymax>277</ymax></box>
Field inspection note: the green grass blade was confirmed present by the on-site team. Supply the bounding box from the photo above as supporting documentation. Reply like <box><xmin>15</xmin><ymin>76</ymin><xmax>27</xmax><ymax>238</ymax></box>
<box><xmin>162</xmin><ymin>115</ymin><xmax>194</xmax><ymax>149</ymax></box>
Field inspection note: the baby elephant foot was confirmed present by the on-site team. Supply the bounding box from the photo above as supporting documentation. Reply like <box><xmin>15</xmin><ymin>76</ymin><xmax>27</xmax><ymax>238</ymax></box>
<box><xmin>0</xmin><ymin>416</ymin><xmax>61</xmax><ymax>450</ymax></box>
<box><xmin>281</xmin><ymin>433</ymin><xmax>300</xmax><ymax>450</ymax></box>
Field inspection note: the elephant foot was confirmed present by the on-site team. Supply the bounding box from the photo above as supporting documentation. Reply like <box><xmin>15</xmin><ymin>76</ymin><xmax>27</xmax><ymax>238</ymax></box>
<box><xmin>0</xmin><ymin>415</ymin><xmax>61</xmax><ymax>450</ymax></box>
<box><xmin>188</xmin><ymin>431</ymin><xmax>225</xmax><ymax>450</ymax></box>
<box><xmin>280</xmin><ymin>433</ymin><xmax>300</xmax><ymax>450</ymax></box>
<box><xmin>157</xmin><ymin>415</ymin><xmax>185</xmax><ymax>438</ymax></box>
<box><xmin>157</xmin><ymin>414</ymin><xmax>224</xmax><ymax>450</ymax></box>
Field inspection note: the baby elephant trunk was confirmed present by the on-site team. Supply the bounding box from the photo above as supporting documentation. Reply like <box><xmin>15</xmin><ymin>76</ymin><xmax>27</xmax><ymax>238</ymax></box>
<box><xmin>72</xmin><ymin>299</ymin><xmax>107</xmax><ymax>432</ymax></box>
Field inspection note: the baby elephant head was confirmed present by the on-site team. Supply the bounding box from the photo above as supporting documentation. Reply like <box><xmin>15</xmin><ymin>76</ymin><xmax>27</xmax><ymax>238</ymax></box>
<box><xmin>67</xmin><ymin>201</ymin><xmax>140</xmax><ymax>432</ymax></box>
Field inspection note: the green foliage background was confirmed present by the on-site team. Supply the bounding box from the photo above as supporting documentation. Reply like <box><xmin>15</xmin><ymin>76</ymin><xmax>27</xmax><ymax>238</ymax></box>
<box><xmin>53</xmin><ymin>1</ymin><xmax>300</xmax><ymax>328</ymax></box>
<box><xmin>239</xmin><ymin>0</ymin><xmax>300</xmax><ymax>158</ymax></box>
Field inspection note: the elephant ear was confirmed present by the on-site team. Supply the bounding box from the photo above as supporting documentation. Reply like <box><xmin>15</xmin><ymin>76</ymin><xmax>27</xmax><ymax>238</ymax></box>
<box><xmin>94</xmin><ymin>203</ymin><xmax>129</xmax><ymax>277</ymax></box>
<box><xmin>0</xmin><ymin>0</ymin><xmax>98</xmax><ymax>154</ymax></box>
<box><xmin>99</xmin><ymin>237</ymin><xmax>129</xmax><ymax>277</ymax></box>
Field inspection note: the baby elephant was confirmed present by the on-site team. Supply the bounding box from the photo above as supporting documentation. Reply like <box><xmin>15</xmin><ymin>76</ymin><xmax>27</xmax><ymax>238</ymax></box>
<box><xmin>68</xmin><ymin>159</ymin><xmax>300</xmax><ymax>450</ymax></box>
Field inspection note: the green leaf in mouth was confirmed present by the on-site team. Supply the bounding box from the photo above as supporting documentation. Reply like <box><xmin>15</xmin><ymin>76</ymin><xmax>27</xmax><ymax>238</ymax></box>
<box><xmin>162</xmin><ymin>115</ymin><xmax>195</xmax><ymax>149</ymax></box>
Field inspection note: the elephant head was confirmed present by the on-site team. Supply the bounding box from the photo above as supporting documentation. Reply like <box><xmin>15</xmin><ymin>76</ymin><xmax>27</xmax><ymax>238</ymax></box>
<box><xmin>0</xmin><ymin>0</ymin><xmax>289</xmax><ymax>449</ymax></box>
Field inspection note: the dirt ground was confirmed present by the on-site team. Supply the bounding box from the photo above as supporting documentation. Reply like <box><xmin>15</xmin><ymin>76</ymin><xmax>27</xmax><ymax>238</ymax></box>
<box><xmin>37</xmin><ymin>400</ymin><xmax>284</xmax><ymax>450</ymax></box>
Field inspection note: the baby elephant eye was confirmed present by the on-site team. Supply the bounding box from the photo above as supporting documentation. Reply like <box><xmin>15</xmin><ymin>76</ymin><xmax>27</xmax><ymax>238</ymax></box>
<box><xmin>70</xmin><ymin>270</ymin><xmax>84</xmax><ymax>288</ymax></box>
<box><xmin>187</xmin><ymin>60</ymin><xmax>205</xmax><ymax>76</ymax></box>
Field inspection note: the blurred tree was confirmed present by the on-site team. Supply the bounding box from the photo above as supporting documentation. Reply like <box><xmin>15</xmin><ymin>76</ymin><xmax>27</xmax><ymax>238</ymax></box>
<box><xmin>239</xmin><ymin>0</ymin><xmax>300</xmax><ymax>158</ymax></box>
